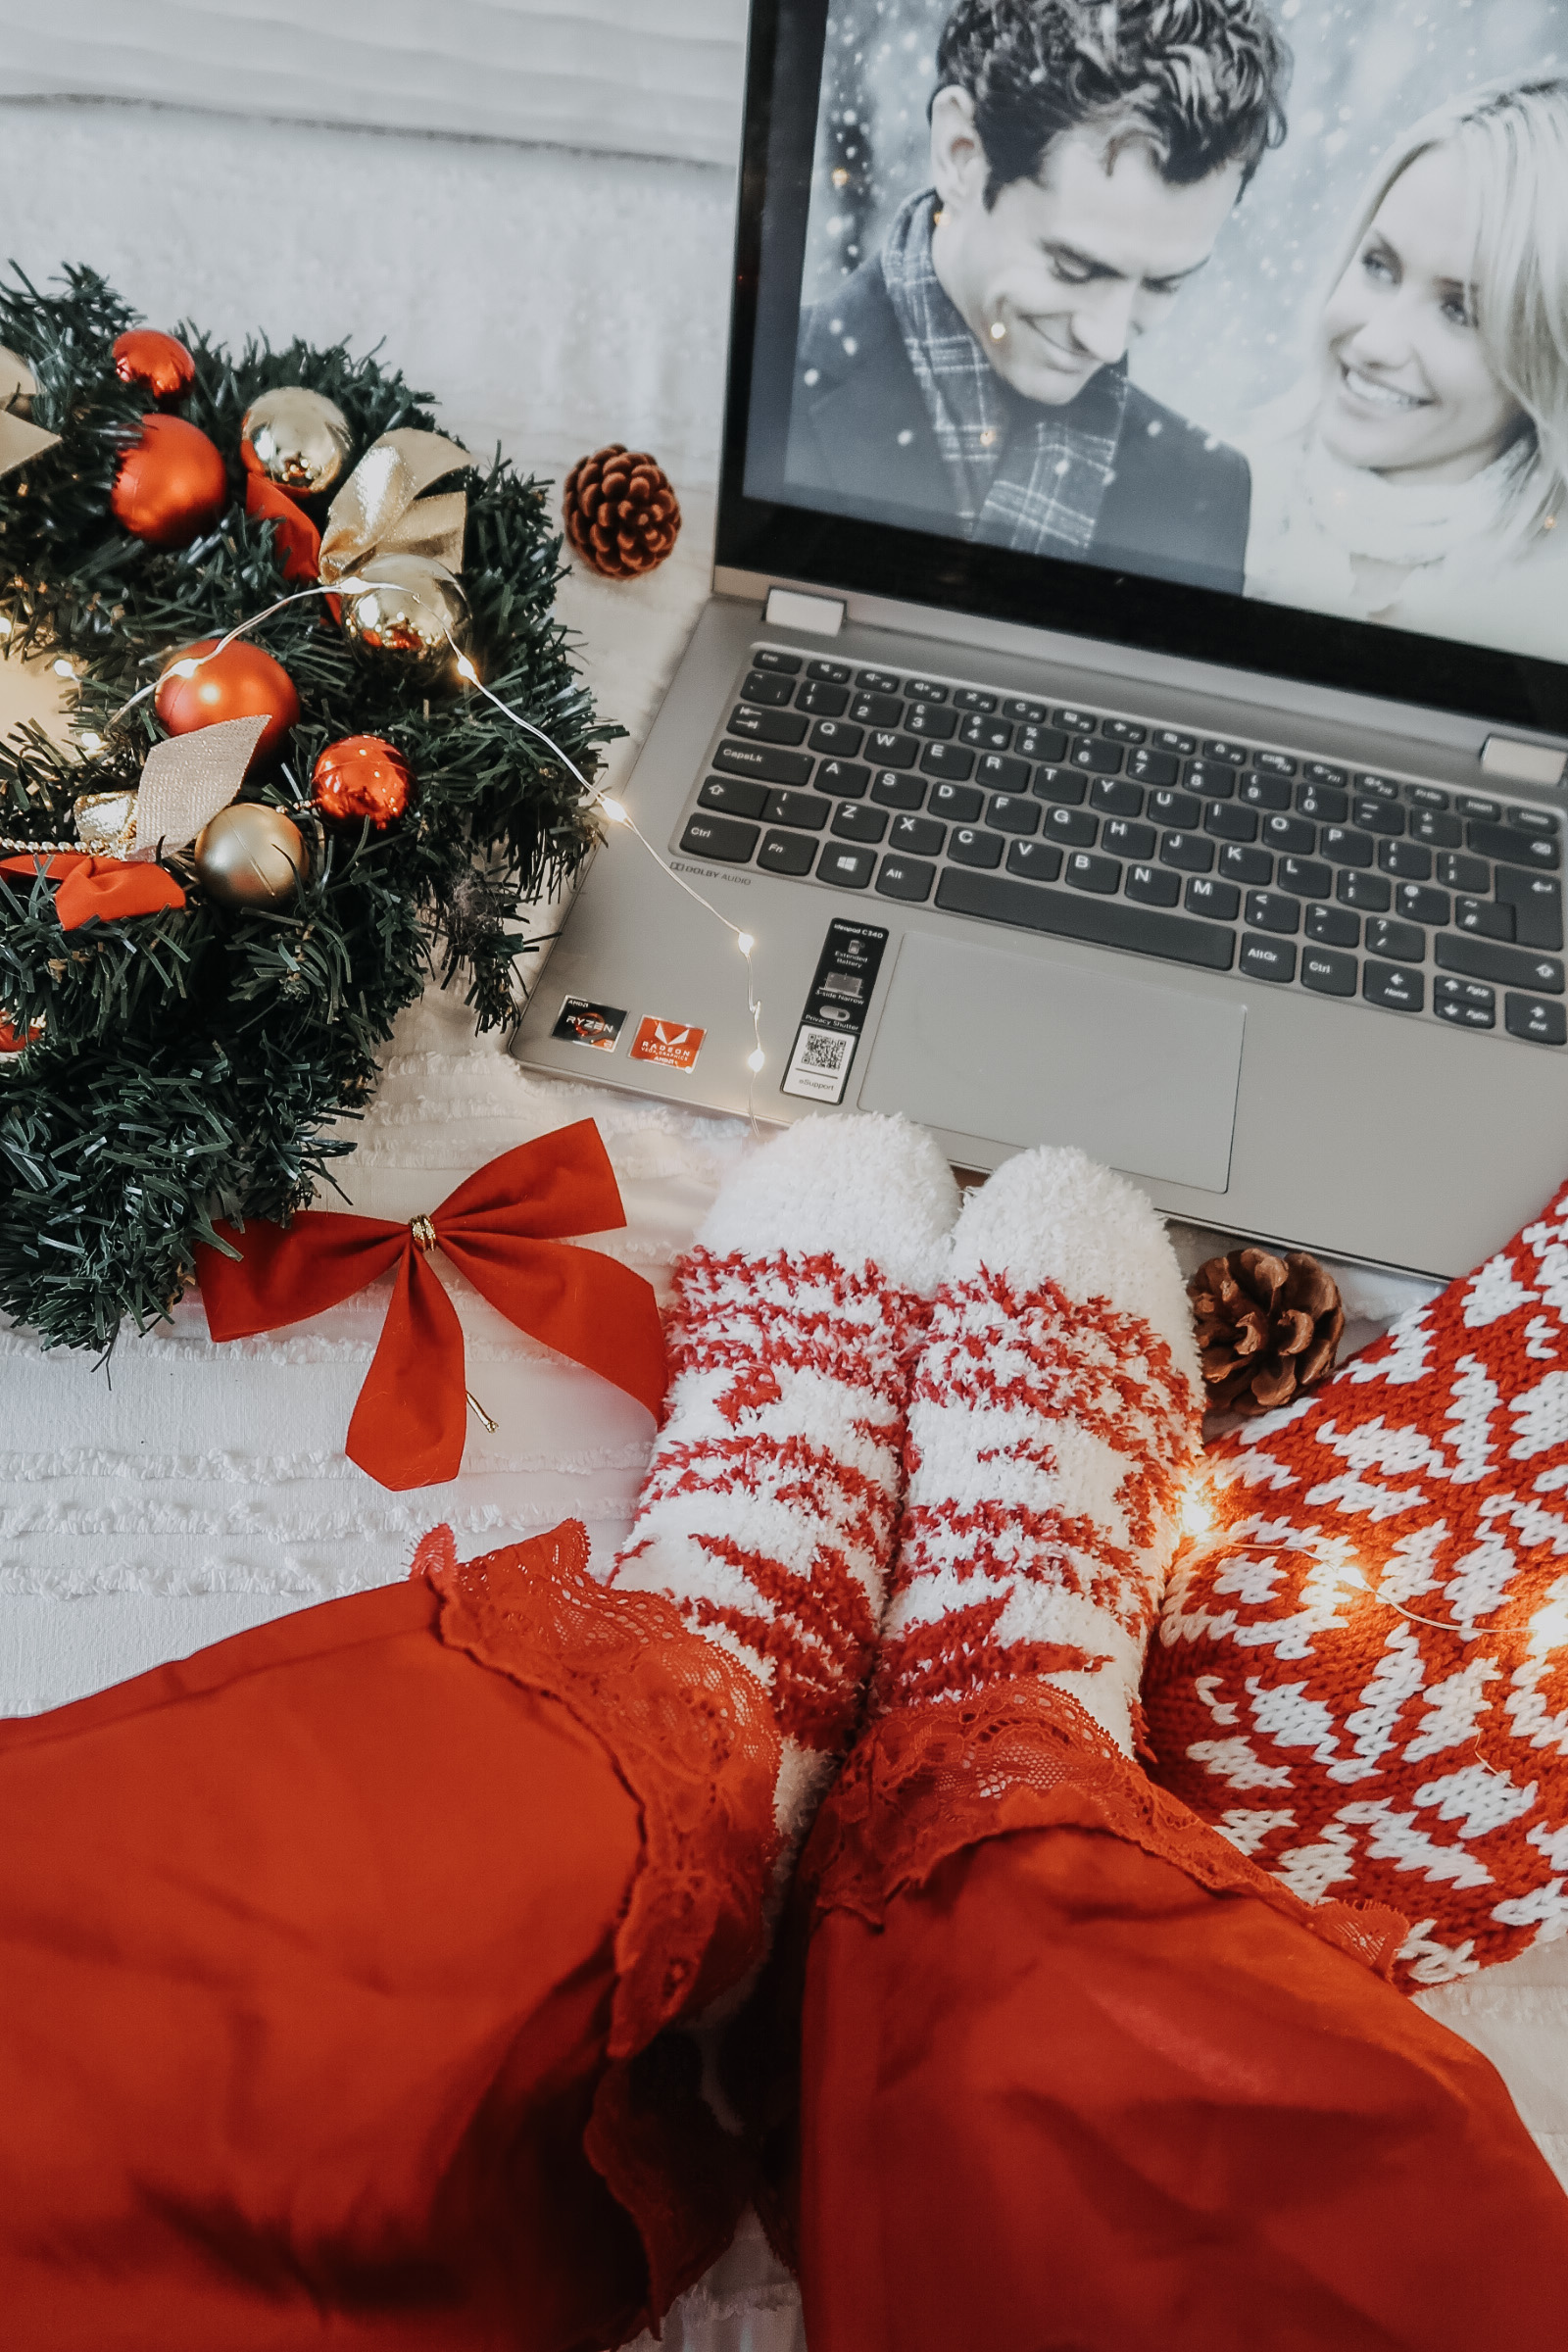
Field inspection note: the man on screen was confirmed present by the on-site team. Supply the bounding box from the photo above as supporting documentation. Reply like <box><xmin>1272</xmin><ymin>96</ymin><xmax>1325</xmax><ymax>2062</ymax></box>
<box><xmin>788</xmin><ymin>0</ymin><xmax>1291</xmax><ymax>593</ymax></box>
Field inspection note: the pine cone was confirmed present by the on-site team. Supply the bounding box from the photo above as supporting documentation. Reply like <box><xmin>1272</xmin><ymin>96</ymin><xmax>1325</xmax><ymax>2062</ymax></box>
<box><xmin>1189</xmin><ymin>1246</ymin><xmax>1345</xmax><ymax>1417</ymax></box>
<box><xmin>562</xmin><ymin>444</ymin><xmax>682</xmax><ymax>579</ymax></box>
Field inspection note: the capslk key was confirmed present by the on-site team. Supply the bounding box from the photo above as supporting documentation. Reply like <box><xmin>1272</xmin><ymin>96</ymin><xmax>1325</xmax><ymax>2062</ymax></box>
<box><xmin>716</xmin><ymin>740</ymin><xmax>814</xmax><ymax>788</ymax></box>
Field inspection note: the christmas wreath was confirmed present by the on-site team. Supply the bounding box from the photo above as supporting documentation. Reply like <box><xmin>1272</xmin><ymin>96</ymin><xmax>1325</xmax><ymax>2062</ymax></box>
<box><xmin>0</xmin><ymin>266</ymin><xmax>612</xmax><ymax>1353</ymax></box>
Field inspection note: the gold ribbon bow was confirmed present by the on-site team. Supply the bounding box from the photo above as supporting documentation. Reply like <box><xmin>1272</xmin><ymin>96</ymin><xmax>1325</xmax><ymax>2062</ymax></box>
<box><xmin>0</xmin><ymin>343</ymin><xmax>60</xmax><ymax>481</ymax></box>
<box><xmin>317</xmin><ymin>428</ymin><xmax>470</xmax><ymax>587</ymax></box>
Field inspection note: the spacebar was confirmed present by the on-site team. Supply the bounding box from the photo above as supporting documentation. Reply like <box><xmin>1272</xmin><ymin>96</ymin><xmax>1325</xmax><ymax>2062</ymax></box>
<box><xmin>935</xmin><ymin>868</ymin><xmax>1237</xmax><ymax>970</ymax></box>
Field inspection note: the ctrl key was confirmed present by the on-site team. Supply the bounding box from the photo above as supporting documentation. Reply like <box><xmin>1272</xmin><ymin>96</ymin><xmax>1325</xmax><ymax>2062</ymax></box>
<box><xmin>1506</xmin><ymin>993</ymin><xmax>1568</xmax><ymax>1045</ymax></box>
<box><xmin>679</xmin><ymin>810</ymin><xmax>759</xmax><ymax>863</ymax></box>
<box><xmin>1300</xmin><ymin>944</ymin><xmax>1356</xmax><ymax>998</ymax></box>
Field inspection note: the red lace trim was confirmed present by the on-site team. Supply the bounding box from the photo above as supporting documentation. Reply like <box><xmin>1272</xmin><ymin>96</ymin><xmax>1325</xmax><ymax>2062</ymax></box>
<box><xmin>413</xmin><ymin>1520</ymin><xmax>782</xmax><ymax>2324</ymax></box>
<box><xmin>801</xmin><ymin>1679</ymin><xmax>1409</xmax><ymax>1984</ymax></box>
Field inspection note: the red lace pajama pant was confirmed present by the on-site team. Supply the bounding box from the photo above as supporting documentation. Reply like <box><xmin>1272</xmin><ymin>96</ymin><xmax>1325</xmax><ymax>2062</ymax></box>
<box><xmin>799</xmin><ymin>1809</ymin><xmax>1568</xmax><ymax>2350</ymax></box>
<box><xmin>0</xmin><ymin>1579</ymin><xmax>654</xmax><ymax>2351</ymax></box>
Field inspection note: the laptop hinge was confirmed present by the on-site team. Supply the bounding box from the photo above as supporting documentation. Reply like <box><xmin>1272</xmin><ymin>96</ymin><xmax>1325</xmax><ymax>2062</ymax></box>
<box><xmin>764</xmin><ymin>586</ymin><xmax>845</xmax><ymax>637</ymax></box>
<box><xmin>1481</xmin><ymin>735</ymin><xmax>1567</xmax><ymax>789</ymax></box>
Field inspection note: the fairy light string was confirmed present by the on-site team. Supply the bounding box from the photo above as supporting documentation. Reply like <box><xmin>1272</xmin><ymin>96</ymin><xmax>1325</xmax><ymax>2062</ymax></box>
<box><xmin>448</xmin><ymin>647</ymin><xmax>766</xmax><ymax>1107</ymax></box>
<box><xmin>1175</xmin><ymin>1479</ymin><xmax>1553</xmax><ymax>1785</ymax></box>
<box><xmin>31</xmin><ymin>591</ymin><xmax>770</xmax><ymax>1107</ymax></box>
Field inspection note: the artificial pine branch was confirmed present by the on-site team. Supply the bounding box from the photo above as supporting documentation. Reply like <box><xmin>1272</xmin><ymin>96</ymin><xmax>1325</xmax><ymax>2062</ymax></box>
<box><xmin>0</xmin><ymin>266</ymin><xmax>616</xmax><ymax>1352</ymax></box>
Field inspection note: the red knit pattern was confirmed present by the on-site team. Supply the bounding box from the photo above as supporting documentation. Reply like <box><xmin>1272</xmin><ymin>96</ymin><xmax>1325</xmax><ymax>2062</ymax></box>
<box><xmin>875</xmin><ymin>1268</ymin><xmax>1198</xmax><ymax>1719</ymax></box>
<box><xmin>1144</xmin><ymin>1175</ymin><xmax>1568</xmax><ymax>1987</ymax></box>
<box><xmin>612</xmin><ymin>1246</ymin><xmax>931</xmax><ymax>1762</ymax></box>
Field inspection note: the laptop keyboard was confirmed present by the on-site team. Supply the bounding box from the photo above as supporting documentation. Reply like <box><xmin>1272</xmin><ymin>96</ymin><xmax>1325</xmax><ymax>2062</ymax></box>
<box><xmin>673</xmin><ymin>646</ymin><xmax>1566</xmax><ymax>1049</ymax></box>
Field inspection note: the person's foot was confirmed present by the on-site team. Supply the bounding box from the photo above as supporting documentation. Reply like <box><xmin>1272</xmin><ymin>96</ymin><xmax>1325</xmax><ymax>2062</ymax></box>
<box><xmin>612</xmin><ymin>1110</ymin><xmax>958</xmax><ymax>1856</ymax></box>
<box><xmin>873</xmin><ymin>1143</ymin><xmax>1200</xmax><ymax>1750</ymax></box>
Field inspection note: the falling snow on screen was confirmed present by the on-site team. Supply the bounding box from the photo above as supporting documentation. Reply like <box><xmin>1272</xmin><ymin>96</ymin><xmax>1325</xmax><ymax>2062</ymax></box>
<box><xmin>782</xmin><ymin>0</ymin><xmax>1568</xmax><ymax>662</ymax></box>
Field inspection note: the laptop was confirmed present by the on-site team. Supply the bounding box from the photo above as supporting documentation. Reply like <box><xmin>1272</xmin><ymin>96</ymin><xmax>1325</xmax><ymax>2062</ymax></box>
<box><xmin>517</xmin><ymin>0</ymin><xmax>1568</xmax><ymax>1281</ymax></box>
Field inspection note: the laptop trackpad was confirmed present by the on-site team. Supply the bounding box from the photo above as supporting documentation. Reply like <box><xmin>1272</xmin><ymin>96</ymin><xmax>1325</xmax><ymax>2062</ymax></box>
<box><xmin>858</xmin><ymin>931</ymin><xmax>1244</xmax><ymax>1192</ymax></box>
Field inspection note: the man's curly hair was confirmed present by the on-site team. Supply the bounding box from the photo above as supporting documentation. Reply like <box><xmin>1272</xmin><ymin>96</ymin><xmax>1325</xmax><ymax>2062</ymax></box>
<box><xmin>936</xmin><ymin>0</ymin><xmax>1291</xmax><ymax>204</ymax></box>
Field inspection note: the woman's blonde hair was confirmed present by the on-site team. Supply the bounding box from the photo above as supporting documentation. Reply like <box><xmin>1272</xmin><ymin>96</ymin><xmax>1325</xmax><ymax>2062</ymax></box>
<box><xmin>1327</xmin><ymin>74</ymin><xmax>1568</xmax><ymax>540</ymax></box>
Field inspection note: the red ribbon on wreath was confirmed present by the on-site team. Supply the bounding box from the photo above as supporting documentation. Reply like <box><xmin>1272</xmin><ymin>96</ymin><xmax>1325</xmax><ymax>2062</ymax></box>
<box><xmin>195</xmin><ymin>1121</ymin><xmax>667</xmax><ymax>1491</ymax></box>
<box><xmin>1</xmin><ymin>851</ymin><xmax>186</xmax><ymax>928</ymax></box>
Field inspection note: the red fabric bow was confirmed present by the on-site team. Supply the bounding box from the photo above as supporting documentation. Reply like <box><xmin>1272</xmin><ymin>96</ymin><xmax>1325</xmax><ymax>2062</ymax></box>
<box><xmin>0</xmin><ymin>851</ymin><xmax>186</xmax><ymax>928</ymax></box>
<box><xmin>196</xmin><ymin>1121</ymin><xmax>667</xmax><ymax>1491</ymax></box>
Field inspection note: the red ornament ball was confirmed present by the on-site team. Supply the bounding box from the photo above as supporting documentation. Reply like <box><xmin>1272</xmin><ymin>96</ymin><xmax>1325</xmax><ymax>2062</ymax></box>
<box><xmin>111</xmin><ymin>415</ymin><xmax>227</xmax><ymax>549</ymax></box>
<box><xmin>112</xmin><ymin>328</ymin><xmax>196</xmax><ymax>404</ymax></box>
<box><xmin>154</xmin><ymin>638</ymin><xmax>300</xmax><ymax>762</ymax></box>
<box><xmin>312</xmin><ymin>735</ymin><xmax>414</xmax><ymax>828</ymax></box>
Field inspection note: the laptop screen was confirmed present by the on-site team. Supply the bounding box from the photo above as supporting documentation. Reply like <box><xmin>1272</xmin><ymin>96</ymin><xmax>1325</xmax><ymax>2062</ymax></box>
<box><xmin>724</xmin><ymin>0</ymin><xmax>1568</xmax><ymax>732</ymax></box>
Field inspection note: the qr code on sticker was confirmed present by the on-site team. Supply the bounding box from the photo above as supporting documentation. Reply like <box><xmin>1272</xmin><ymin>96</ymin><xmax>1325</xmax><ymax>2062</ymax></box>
<box><xmin>801</xmin><ymin>1031</ymin><xmax>850</xmax><ymax>1073</ymax></box>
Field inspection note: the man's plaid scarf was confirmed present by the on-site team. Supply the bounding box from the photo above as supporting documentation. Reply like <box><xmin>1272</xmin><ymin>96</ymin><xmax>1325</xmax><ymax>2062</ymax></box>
<box><xmin>880</xmin><ymin>190</ymin><xmax>1129</xmax><ymax>558</ymax></box>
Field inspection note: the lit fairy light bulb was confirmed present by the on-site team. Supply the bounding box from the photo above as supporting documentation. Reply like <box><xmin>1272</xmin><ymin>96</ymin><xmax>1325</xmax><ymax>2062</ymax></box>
<box><xmin>599</xmin><ymin>797</ymin><xmax>630</xmax><ymax>825</ymax></box>
<box><xmin>736</xmin><ymin>931</ymin><xmax>755</xmax><ymax>956</ymax></box>
<box><xmin>455</xmin><ymin>653</ymin><xmax>477</xmax><ymax>683</ymax></box>
<box><xmin>52</xmin><ymin>657</ymin><xmax>75</xmax><ymax>677</ymax></box>
<box><xmin>989</xmin><ymin>319</ymin><xmax>1007</xmax><ymax>342</ymax></box>
<box><xmin>77</xmin><ymin>731</ymin><xmax>102</xmax><ymax>753</ymax></box>
<box><xmin>1179</xmin><ymin>1478</ymin><xmax>1216</xmax><ymax>1540</ymax></box>
<box><xmin>169</xmin><ymin>658</ymin><xmax>200</xmax><ymax>679</ymax></box>
<box><xmin>747</xmin><ymin>1048</ymin><xmax>765</xmax><ymax>1073</ymax></box>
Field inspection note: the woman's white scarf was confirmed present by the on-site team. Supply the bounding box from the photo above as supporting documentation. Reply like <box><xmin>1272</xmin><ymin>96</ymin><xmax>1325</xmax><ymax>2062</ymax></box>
<box><xmin>1301</xmin><ymin>435</ymin><xmax>1531</xmax><ymax>570</ymax></box>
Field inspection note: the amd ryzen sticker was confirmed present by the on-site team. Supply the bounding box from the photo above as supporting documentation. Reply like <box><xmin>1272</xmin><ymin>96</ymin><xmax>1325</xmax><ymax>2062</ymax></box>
<box><xmin>553</xmin><ymin>996</ymin><xmax>626</xmax><ymax>1052</ymax></box>
<box><xmin>782</xmin><ymin>919</ymin><xmax>888</xmax><ymax>1104</ymax></box>
<box><xmin>629</xmin><ymin>1016</ymin><xmax>706</xmax><ymax>1071</ymax></box>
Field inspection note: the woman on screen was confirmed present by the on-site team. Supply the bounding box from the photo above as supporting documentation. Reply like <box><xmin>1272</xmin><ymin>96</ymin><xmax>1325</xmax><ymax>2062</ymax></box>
<box><xmin>1244</xmin><ymin>74</ymin><xmax>1568</xmax><ymax>660</ymax></box>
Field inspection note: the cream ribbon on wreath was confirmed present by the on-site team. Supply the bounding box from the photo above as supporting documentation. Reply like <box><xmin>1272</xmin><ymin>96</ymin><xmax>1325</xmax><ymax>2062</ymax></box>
<box><xmin>0</xmin><ymin>343</ymin><xmax>61</xmax><ymax>480</ymax></box>
<box><xmin>73</xmin><ymin>713</ymin><xmax>272</xmax><ymax>859</ymax></box>
<box><xmin>317</xmin><ymin>427</ymin><xmax>470</xmax><ymax>586</ymax></box>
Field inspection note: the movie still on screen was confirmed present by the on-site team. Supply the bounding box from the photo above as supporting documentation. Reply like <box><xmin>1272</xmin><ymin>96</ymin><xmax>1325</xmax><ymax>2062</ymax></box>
<box><xmin>763</xmin><ymin>0</ymin><xmax>1568</xmax><ymax>660</ymax></box>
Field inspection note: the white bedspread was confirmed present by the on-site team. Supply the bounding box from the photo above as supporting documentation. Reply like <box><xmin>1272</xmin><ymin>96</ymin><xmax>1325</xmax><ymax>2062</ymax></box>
<box><xmin>0</xmin><ymin>94</ymin><xmax>1558</xmax><ymax>2346</ymax></box>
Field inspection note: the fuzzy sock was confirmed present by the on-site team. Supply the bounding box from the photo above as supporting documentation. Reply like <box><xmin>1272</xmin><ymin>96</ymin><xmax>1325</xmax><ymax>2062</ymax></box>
<box><xmin>611</xmin><ymin>1111</ymin><xmax>959</xmax><ymax>1853</ymax></box>
<box><xmin>872</xmin><ymin>1145</ymin><xmax>1200</xmax><ymax>1753</ymax></box>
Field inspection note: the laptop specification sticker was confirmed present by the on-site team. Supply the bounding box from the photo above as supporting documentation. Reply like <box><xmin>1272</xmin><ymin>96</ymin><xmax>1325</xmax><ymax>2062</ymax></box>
<box><xmin>553</xmin><ymin>997</ymin><xmax>626</xmax><ymax>1052</ymax></box>
<box><xmin>782</xmin><ymin>919</ymin><xmax>889</xmax><ymax>1104</ymax></box>
<box><xmin>629</xmin><ymin>1016</ymin><xmax>706</xmax><ymax>1071</ymax></box>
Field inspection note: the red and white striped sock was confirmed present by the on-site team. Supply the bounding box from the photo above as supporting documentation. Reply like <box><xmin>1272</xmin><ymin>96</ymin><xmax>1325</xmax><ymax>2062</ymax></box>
<box><xmin>611</xmin><ymin>1112</ymin><xmax>959</xmax><ymax>1853</ymax></box>
<box><xmin>873</xmin><ymin>1147</ymin><xmax>1200</xmax><ymax>1753</ymax></box>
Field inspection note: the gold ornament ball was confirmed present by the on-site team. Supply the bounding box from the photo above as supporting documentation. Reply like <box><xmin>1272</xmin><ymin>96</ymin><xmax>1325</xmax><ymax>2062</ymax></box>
<box><xmin>194</xmin><ymin>803</ymin><xmax>310</xmax><ymax>909</ymax></box>
<box><xmin>338</xmin><ymin>553</ymin><xmax>469</xmax><ymax>665</ymax></box>
<box><xmin>240</xmin><ymin>386</ymin><xmax>352</xmax><ymax>498</ymax></box>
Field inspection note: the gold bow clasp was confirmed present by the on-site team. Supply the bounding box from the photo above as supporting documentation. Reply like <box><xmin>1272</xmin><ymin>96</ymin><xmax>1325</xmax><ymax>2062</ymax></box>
<box><xmin>318</xmin><ymin>428</ymin><xmax>470</xmax><ymax>587</ymax></box>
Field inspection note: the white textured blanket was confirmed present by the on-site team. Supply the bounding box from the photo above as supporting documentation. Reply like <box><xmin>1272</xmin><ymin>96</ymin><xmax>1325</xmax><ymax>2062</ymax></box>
<box><xmin>0</xmin><ymin>94</ymin><xmax>1558</xmax><ymax>2349</ymax></box>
